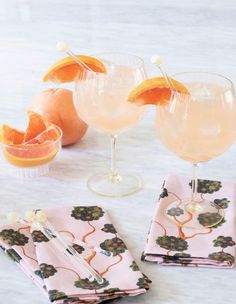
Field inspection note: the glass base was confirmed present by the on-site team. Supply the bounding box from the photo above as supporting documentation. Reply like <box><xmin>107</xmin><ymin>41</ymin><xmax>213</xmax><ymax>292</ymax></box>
<box><xmin>166</xmin><ymin>199</ymin><xmax>224</xmax><ymax>229</ymax></box>
<box><xmin>87</xmin><ymin>171</ymin><xmax>143</xmax><ymax>197</ymax></box>
<box><xmin>1</xmin><ymin>162</ymin><xmax>50</xmax><ymax>178</ymax></box>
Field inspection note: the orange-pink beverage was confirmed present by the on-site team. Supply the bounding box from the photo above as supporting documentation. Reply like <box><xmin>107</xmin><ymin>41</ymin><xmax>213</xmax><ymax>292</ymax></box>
<box><xmin>75</xmin><ymin>64</ymin><xmax>146</xmax><ymax>134</ymax></box>
<box><xmin>156</xmin><ymin>82</ymin><xmax>236</xmax><ymax>163</ymax></box>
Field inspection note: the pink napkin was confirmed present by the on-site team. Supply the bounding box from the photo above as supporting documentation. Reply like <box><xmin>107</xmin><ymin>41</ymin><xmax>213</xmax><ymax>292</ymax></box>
<box><xmin>143</xmin><ymin>175</ymin><xmax>236</xmax><ymax>268</ymax></box>
<box><xmin>0</xmin><ymin>206</ymin><xmax>150</xmax><ymax>303</ymax></box>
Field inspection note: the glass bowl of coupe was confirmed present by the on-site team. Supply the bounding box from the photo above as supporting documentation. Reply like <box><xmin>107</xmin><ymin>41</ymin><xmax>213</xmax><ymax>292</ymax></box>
<box><xmin>128</xmin><ymin>69</ymin><xmax>236</xmax><ymax>229</ymax></box>
<box><xmin>74</xmin><ymin>53</ymin><xmax>147</xmax><ymax>197</ymax></box>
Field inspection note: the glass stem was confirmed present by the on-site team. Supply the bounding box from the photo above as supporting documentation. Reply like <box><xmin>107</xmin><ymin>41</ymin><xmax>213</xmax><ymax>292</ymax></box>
<box><xmin>191</xmin><ymin>163</ymin><xmax>199</xmax><ymax>202</ymax></box>
<box><xmin>110</xmin><ymin>134</ymin><xmax>118</xmax><ymax>177</ymax></box>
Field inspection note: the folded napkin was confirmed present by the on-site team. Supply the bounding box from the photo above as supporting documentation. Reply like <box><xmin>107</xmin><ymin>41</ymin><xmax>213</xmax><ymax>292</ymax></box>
<box><xmin>0</xmin><ymin>205</ymin><xmax>150</xmax><ymax>303</ymax></box>
<box><xmin>143</xmin><ymin>175</ymin><xmax>236</xmax><ymax>268</ymax></box>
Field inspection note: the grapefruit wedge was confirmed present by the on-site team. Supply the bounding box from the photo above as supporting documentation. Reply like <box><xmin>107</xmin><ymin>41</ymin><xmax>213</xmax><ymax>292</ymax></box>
<box><xmin>43</xmin><ymin>55</ymin><xmax>107</xmax><ymax>83</ymax></box>
<box><xmin>24</xmin><ymin>111</ymin><xmax>47</xmax><ymax>142</ymax></box>
<box><xmin>128</xmin><ymin>77</ymin><xmax>189</xmax><ymax>106</ymax></box>
<box><xmin>25</xmin><ymin>127</ymin><xmax>60</xmax><ymax>145</ymax></box>
<box><xmin>0</xmin><ymin>125</ymin><xmax>25</xmax><ymax>145</ymax></box>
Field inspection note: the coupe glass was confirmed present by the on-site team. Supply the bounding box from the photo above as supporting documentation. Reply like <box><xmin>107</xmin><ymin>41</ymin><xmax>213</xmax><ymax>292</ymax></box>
<box><xmin>74</xmin><ymin>53</ymin><xmax>146</xmax><ymax>197</ymax></box>
<box><xmin>156</xmin><ymin>72</ymin><xmax>236</xmax><ymax>228</ymax></box>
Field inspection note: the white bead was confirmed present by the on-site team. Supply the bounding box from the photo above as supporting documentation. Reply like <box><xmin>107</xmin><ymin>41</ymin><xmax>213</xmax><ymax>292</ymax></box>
<box><xmin>56</xmin><ymin>41</ymin><xmax>68</xmax><ymax>52</ymax></box>
<box><xmin>7</xmin><ymin>212</ymin><xmax>19</xmax><ymax>223</ymax></box>
<box><xmin>151</xmin><ymin>55</ymin><xmax>162</xmax><ymax>66</ymax></box>
<box><xmin>36</xmin><ymin>211</ymin><xmax>47</xmax><ymax>223</ymax></box>
<box><xmin>25</xmin><ymin>211</ymin><xmax>36</xmax><ymax>222</ymax></box>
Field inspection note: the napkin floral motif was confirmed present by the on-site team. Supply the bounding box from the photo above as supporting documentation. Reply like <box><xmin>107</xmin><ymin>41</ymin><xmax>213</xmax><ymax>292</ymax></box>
<box><xmin>0</xmin><ymin>206</ymin><xmax>150</xmax><ymax>303</ymax></box>
<box><xmin>143</xmin><ymin>176</ymin><xmax>236</xmax><ymax>268</ymax></box>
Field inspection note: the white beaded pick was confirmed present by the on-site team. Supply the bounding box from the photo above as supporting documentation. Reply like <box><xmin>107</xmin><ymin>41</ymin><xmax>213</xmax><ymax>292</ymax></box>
<box><xmin>150</xmin><ymin>54</ymin><xmax>162</xmax><ymax>67</ymax></box>
<box><xmin>25</xmin><ymin>211</ymin><xmax>36</xmax><ymax>222</ymax></box>
<box><xmin>7</xmin><ymin>212</ymin><xmax>20</xmax><ymax>224</ymax></box>
<box><xmin>56</xmin><ymin>41</ymin><xmax>69</xmax><ymax>52</ymax></box>
<box><xmin>36</xmin><ymin>211</ymin><xmax>47</xmax><ymax>223</ymax></box>
<box><xmin>56</xmin><ymin>41</ymin><xmax>92</xmax><ymax>71</ymax></box>
<box><xmin>150</xmin><ymin>54</ymin><xmax>175</xmax><ymax>90</ymax></box>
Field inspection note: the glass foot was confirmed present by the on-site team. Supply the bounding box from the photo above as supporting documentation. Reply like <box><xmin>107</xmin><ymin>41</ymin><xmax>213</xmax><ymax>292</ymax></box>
<box><xmin>1</xmin><ymin>162</ymin><xmax>50</xmax><ymax>178</ymax></box>
<box><xmin>87</xmin><ymin>171</ymin><xmax>143</xmax><ymax>197</ymax></box>
<box><xmin>166</xmin><ymin>199</ymin><xmax>224</xmax><ymax>229</ymax></box>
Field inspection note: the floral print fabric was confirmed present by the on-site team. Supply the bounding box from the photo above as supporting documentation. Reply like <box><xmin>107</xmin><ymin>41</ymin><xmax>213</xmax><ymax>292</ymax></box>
<box><xmin>0</xmin><ymin>206</ymin><xmax>150</xmax><ymax>303</ymax></box>
<box><xmin>143</xmin><ymin>175</ymin><xmax>236</xmax><ymax>268</ymax></box>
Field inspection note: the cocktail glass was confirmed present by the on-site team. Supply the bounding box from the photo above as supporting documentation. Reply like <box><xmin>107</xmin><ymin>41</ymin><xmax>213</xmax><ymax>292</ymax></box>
<box><xmin>156</xmin><ymin>72</ymin><xmax>236</xmax><ymax>228</ymax></box>
<box><xmin>74</xmin><ymin>53</ymin><xmax>146</xmax><ymax>197</ymax></box>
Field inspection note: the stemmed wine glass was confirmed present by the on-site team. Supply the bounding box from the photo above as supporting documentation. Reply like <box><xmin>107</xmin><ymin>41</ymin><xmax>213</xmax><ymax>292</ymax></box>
<box><xmin>74</xmin><ymin>53</ymin><xmax>146</xmax><ymax>197</ymax></box>
<box><xmin>156</xmin><ymin>72</ymin><xmax>236</xmax><ymax>228</ymax></box>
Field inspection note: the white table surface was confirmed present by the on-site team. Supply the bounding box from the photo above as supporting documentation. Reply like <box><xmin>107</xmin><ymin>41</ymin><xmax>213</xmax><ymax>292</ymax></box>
<box><xmin>0</xmin><ymin>0</ymin><xmax>236</xmax><ymax>303</ymax></box>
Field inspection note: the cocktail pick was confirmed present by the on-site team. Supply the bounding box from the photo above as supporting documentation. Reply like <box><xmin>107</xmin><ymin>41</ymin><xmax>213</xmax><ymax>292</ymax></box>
<box><xmin>7</xmin><ymin>212</ymin><xmax>21</xmax><ymax>224</ymax></box>
<box><xmin>27</xmin><ymin>210</ymin><xmax>104</xmax><ymax>284</ymax></box>
<box><xmin>151</xmin><ymin>55</ymin><xmax>176</xmax><ymax>90</ymax></box>
<box><xmin>33</xmin><ymin>210</ymin><xmax>112</xmax><ymax>257</ymax></box>
<box><xmin>9</xmin><ymin>211</ymin><xmax>111</xmax><ymax>257</ymax></box>
<box><xmin>72</xmin><ymin>236</ymin><xmax>113</xmax><ymax>257</ymax></box>
<box><xmin>56</xmin><ymin>41</ymin><xmax>93</xmax><ymax>71</ymax></box>
<box><xmin>7</xmin><ymin>211</ymin><xmax>104</xmax><ymax>284</ymax></box>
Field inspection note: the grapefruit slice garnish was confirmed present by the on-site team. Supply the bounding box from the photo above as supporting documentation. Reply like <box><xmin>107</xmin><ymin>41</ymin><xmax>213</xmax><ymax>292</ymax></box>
<box><xmin>128</xmin><ymin>77</ymin><xmax>189</xmax><ymax>106</ymax></box>
<box><xmin>43</xmin><ymin>55</ymin><xmax>107</xmax><ymax>83</ymax></box>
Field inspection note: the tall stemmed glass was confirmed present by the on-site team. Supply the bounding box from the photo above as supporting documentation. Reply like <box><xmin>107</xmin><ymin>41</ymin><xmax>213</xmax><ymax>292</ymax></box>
<box><xmin>156</xmin><ymin>72</ymin><xmax>236</xmax><ymax>228</ymax></box>
<box><xmin>74</xmin><ymin>53</ymin><xmax>146</xmax><ymax>197</ymax></box>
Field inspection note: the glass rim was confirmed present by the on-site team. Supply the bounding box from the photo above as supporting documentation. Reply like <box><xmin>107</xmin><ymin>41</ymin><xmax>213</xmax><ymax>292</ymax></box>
<box><xmin>91</xmin><ymin>51</ymin><xmax>145</xmax><ymax>69</ymax></box>
<box><xmin>171</xmin><ymin>71</ymin><xmax>234</xmax><ymax>90</ymax></box>
<box><xmin>1</xmin><ymin>125</ymin><xmax>62</xmax><ymax>149</ymax></box>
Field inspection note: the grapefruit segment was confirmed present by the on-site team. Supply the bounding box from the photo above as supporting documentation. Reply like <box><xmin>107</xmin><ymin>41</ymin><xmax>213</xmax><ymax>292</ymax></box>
<box><xmin>128</xmin><ymin>77</ymin><xmax>189</xmax><ymax>106</ymax></box>
<box><xmin>0</xmin><ymin>125</ymin><xmax>25</xmax><ymax>145</ymax></box>
<box><xmin>24</xmin><ymin>112</ymin><xmax>47</xmax><ymax>142</ymax></box>
<box><xmin>43</xmin><ymin>55</ymin><xmax>107</xmax><ymax>83</ymax></box>
<box><xmin>25</xmin><ymin>126</ymin><xmax>60</xmax><ymax>144</ymax></box>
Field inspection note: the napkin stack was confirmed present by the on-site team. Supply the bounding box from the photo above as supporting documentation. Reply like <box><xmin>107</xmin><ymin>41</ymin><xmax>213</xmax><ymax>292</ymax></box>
<box><xmin>0</xmin><ymin>206</ymin><xmax>150</xmax><ymax>303</ymax></box>
<box><xmin>143</xmin><ymin>175</ymin><xmax>236</xmax><ymax>268</ymax></box>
